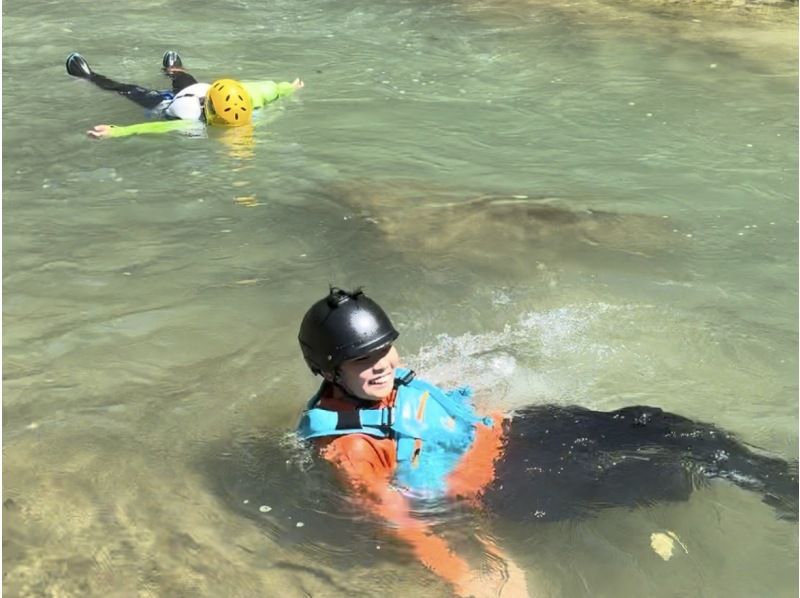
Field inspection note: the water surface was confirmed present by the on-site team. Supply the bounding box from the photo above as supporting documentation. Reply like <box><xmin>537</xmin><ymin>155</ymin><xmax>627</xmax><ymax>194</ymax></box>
<box><xmin>3</xmin><ymin>0</ymin><xmax>797</xmax><ymax>596</ymax></box>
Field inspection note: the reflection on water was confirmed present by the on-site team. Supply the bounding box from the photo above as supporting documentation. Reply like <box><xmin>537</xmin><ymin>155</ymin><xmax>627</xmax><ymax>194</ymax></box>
<box><xmin>3</xmin><ymin>0</ymin><xmax>797</xmax><ymax>595</ymax></box>
<box><xmin>213</xmin><ymin>125</ymin><xmax>256</xmax><ymax>161</ymax></box>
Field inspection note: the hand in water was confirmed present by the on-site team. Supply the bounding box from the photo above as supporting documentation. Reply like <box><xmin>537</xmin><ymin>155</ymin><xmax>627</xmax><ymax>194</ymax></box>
<box><xmin>87</xmin><ymin>125</ymin><xmax>113</xmax><ymax>139</ymax></box>
<box><xmin>291</xmin><ymin>78</ymin><xmax>304</xmax><ymax>90</ymax></box>
<box><xmin>499</xmin><ymin>557</ymin><xmax>531</xmax><ymax>598</ymax></box>
<box><xmin>455</xmin><ymin>558</ymin><xmax>530</xmax><ymax>598</ymax></box>
<box><xmin>455</xmin><ymin>534</ymin><xmax>531</xmax><ymax>598</ymax></box>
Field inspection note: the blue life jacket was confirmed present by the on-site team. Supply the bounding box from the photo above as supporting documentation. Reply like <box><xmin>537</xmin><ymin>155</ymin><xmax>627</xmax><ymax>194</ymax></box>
<box><xmin>296</xmin><ymin>368</ymin><xmax>493</xmax><ymax>495</ymax></box>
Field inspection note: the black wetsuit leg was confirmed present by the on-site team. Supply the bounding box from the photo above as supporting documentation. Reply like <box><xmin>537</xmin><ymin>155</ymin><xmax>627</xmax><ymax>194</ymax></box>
<box><xmin>167</xmin><ymin>71</ymin><xmax>198</xmax><ymax>94</ymax></box>
<box><xmin>87</xmin><ymin>72</ymin><xmax>167</xmax><ymax>109</ymax></box>
<box><xmin>87</xmin><ymin>70</ymin><xmax>199</xmax><ymax>109</ymax></box>
<box><xmin>482</xmin><ymin>405</ymin><xmax>798</xmax><ymax>522</ymax></box>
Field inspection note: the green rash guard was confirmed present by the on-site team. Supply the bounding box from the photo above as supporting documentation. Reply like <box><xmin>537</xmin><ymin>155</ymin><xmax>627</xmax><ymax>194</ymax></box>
<box><xmin>103</xmin><ymin>80</ymin><xmax>298</xmax><ymax>138</ymax></box>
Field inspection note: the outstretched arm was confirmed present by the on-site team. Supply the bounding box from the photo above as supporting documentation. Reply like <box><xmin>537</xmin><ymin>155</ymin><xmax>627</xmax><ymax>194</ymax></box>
<box><xmin>319</xmin><ymin>435</ymin><xmax>528</xmax><ymax>597</ymax></box>
<box><xmin>243</xmin><ymin>78</ymin><xmax>304</xmax><ymax>109</ymax></box>
<box><xmin>87</xmin><ymin>120</ymin><xmax>201</xmax><ymax>139</ymax></box>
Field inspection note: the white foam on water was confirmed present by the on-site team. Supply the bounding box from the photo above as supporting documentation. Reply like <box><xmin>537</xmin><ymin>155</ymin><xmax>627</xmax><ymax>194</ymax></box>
<box><xmin>408</xmin><ymin>303</ymin><xmax>624</xmax><ymax>411</ymax></box>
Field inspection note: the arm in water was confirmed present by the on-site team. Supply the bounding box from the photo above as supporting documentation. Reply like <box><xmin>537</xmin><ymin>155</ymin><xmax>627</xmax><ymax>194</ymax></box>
<box><xmin>87</xmin><ymin>120</ymin><xmax>201</xmax><ymax>139</ymax></box>
<box><xmin>319</xmin><ymin>434</ymin><xmax>530</xmax><ymax>598</ymax></box>
<box><xmin>243</xmin><ymin>78</ymin><xmax>304</xmax><ymax>108</ymax></box>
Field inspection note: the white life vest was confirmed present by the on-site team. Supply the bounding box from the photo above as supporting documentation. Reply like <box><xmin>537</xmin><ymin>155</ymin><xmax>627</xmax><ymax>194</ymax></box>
<box><xmin>164</xmin><ymin>83</ymin><xmax>211</xmax><ymax>121</ymax></box>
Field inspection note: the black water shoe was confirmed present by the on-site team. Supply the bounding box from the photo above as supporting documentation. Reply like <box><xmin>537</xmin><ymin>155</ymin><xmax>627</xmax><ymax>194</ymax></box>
<box><xmin>66</xmin><ymin>52</ymin><xmax>93</xmax><ymax>79</ymax></box>
<box><xmin>162</xmin><ymin>50</ymin><xmax>183</xmax><ymax>71</ymax></box>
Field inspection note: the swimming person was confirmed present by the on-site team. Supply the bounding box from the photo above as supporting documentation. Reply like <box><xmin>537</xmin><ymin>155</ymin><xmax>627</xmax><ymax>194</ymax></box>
<box><xmin>295</xmin><ymin>287</ymin><xmax>798</xmax><ymax>597</ymax></box>
<box><xmin>65</xmin><ymin>51</ymin><xmax>303</xmax><ymax>138</ymax></box>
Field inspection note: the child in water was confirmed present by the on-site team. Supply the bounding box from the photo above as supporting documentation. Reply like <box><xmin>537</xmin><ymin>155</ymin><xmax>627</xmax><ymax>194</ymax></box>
<box><xmin>296</xmin><ymin>287</ymin><xmax>797</xmax><ymax>598</ymax></box>
<box><xmin>65</xmin><ymin>51</ymin><xmax>303</xmax><ymax>138</ymax></box>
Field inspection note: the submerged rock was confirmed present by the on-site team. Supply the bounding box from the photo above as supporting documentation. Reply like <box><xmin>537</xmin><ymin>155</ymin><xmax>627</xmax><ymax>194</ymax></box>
<box><xmin>318</xmin><ymin>179</ymin><xmax>687</xmax><ymax>278</ymax></box>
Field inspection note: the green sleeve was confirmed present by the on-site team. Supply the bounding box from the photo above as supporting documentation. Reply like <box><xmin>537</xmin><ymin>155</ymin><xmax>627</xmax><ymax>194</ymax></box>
<box><xmin>242</xmin><ymin>80</ymin><xmax>298</xmax><ymax>109</ymax></box>
<box><xmin>105</xmin><ymin>120</ymin><xmax>200</xmax><ymax>138</ymax></box>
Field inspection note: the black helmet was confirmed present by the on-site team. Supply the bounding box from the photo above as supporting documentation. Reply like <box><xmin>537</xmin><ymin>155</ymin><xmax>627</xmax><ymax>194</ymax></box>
<box><xmin>298</xmin><ymin>287</ymin><xmax>399</xmax><ymax>375</ymax></box>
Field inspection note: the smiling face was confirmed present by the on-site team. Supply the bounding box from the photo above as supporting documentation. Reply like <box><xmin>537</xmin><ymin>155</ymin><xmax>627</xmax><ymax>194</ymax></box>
<box><xmin>334</xmin><ymin>344</ymin><xmax>399</xmax><ymax>401</ymax></box>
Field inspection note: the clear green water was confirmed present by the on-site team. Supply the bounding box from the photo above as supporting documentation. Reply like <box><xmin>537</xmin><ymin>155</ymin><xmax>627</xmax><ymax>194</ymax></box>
<box><xmin>3</xmin><ymin>0</ymin><xmax>797</xmax><ymax>596</ymax></box>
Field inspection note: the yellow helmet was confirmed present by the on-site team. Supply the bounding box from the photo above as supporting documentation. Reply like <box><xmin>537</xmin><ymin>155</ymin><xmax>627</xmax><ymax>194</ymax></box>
<box><xmin>204</xmin><ymin>79</ymin><xmax>253</xmax><ymax>126</ymax></box>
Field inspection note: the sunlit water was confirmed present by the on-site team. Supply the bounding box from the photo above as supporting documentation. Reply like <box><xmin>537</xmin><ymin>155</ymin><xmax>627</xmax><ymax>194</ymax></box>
<box><xmin>3</xmin><ymin>0</ymin><xmax>797</xmax><ymax>595</ymax></box>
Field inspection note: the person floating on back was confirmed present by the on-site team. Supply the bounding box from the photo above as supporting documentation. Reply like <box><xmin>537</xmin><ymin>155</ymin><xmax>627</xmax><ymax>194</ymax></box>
<box><xmin>65</xmin><ymin>51</ymin><xmax>303</xmax><ymax>139</ymax></box>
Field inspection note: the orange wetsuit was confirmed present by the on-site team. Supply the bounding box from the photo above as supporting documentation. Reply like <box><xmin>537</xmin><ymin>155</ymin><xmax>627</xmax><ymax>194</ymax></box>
<box><xmin>314</xmin><ymin>383</ymin><xmax>506</xmax><ymax>592</ymax></box>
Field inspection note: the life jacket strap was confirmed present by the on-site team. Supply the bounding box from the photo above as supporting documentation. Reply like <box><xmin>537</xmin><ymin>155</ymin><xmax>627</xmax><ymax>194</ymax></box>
<box><xmin>334</xmin><ymin>408</ymin><xmax>393</xmax><ymax>432</ymax></box>
<box><xmin>396</xmin><ymin>369</ymin><xmax>416</xmax><ymax>387</ymax></box>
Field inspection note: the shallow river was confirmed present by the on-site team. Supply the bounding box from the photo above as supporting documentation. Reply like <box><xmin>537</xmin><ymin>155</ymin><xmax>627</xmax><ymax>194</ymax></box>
<box><xmin>3</xmin><ymin>0</ymin><xmax>798</xmax><ymax>596</ymax></box>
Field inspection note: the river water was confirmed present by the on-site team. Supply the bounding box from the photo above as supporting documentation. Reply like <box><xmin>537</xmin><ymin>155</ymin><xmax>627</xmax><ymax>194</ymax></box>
<box><xmin>3</xmin><ymin>0</ymin><xmax>797</xmax><ymax>596</ymax></box>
